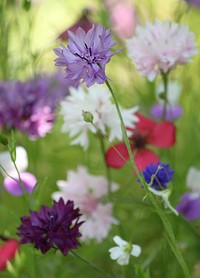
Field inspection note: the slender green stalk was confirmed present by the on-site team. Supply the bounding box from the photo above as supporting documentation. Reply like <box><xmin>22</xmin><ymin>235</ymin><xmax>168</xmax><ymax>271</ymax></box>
<box><xmin>106</xmin><ymin>79</ymin><xmax>190</xmax><ymax>277</ymax></box>
<box><xmin>161</xmin><ymin>72</ymin><xmax>169</xmax><ymax>121</ymax></box>
<box><xmin>70</xmin><ymin>250</ymin><xmax>112</xmax><ymax>278</ymax></box>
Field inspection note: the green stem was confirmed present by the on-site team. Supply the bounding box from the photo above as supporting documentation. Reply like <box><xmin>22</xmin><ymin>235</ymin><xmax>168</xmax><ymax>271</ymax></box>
<box><xmin>70</xmin><ymin>250</ymin><xmax>112</xmax><ymax>278</ymax></box>
<box><xmin>98</xmin><ymin>133</ymin><xmax>112</xmax><ymax>198</ymax></box>
<box><xmin>161</xmin><ymin>72</ymin><xmax>168</xmax><ymax>121</ymax></box>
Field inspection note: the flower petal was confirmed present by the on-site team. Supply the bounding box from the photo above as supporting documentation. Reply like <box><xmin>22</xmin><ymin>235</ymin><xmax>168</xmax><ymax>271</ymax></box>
<box><xmin>131</xmin><ymin>244</ymin><xmax>142</xmax><ymax>257</ymax></box>
<box><xmin>149</xmin><ymin>121</ymin><xmax>176</xmax><ymax>147</ymax></box>
<box><xmin>106</xmin><ymin>143</ymin><xmax>133</xmax><ymax>168</ymax></box>
<box><xmin>134</xmin><ymin>149</ymin><xmax>159</xmax><ymax>171</ymax></box>
<box><xmin>108</xmin><ymin>246</ymin><xmax>122</xmax><ymax>260</ymax></box>
<box><xmin>113</xmin><ymin>235</ymin><xmax>127</xmax><ymax>247</ymax></box>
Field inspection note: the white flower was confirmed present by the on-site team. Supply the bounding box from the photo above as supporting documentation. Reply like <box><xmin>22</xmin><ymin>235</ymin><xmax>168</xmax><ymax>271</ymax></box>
<box><xmin>60</xmin><ymin>85</ymin><xmax>139</xmax><ymax>150</ymax></box>
<box><xmin>186</xmin><ymin>167</ymin><xmax>200</xmax><ymax>194</ymax></box>
<box><xmin>0</xmin><ymin>146</ymin><xmax>28</xmax><ymax>177</ymax></box>
<box><xmin>149</xmin><ymin>187</ymin><xmax>179</xmax><ymax>216</ymax></box>
<box><xmin>52</xmin><ymin>166</ymin><xmax>119</xmax><ymax>243</ymax></box>
<box><xmin>126</xmin><ymin>19</ymin><xmax>197</xmax><ymax>81</ymax></box>
<box><xmin>109</xmin><ymin>235</ymin><xmax>141</xmax><ymax>265</ymax></box>
<box><xmin>156</xmin><ymin>81</ymin><xmax>181</xmax><ymax>105</ymax></box>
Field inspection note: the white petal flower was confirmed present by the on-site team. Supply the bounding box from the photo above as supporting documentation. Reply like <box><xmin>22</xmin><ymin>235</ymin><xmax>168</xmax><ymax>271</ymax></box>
<box><xmin>0</xmin><ymin>146</ymin><xmax>28</xmax><ymax>177</ymax></box>
<box><xmin>109</xmin><ymin>235</ymin><xmax>141</xmax><ymax>265</ymax></box>
<box><xmin>149</xmin><ymin>187</ymin><xmax>179</xmax><ymax>216</ymax></box>
<box><xmin>60</xmin><ymin>85</ymin><xmax>139</xmax><ymax>150</ymax></box>
<box><xmin>186</xmin><ymin>167</ymin><xmax>200</xmax><ymax>193</ymax></box>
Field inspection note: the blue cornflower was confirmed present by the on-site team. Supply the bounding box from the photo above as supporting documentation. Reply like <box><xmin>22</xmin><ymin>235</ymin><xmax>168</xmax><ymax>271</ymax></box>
<box><xmin>141</xmin><ymin>162</ymin><xmax>174</xmax><ymax>190</ymax></box>
<box><xmin>53</xmin><ymin>24</ymin><xmax>120</xmax><ymax>87</ymax></box>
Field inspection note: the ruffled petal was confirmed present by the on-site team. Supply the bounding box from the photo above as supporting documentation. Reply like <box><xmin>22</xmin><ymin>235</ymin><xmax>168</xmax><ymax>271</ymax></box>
<box><xmin>134</xmin><ymin>149</ymin><xmax>159</xmax><ymax>171</ymax></box>
<box><xmin>105</xmin><ymin>143</ymin><xmax>133</xmax><ymax>168</ymax></box>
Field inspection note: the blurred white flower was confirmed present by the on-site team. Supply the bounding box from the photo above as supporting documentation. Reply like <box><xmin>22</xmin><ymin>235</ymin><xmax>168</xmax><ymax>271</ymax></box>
<box><xmin>52</xmin><ymin>166</ymin><xmax>119</xmax><ymax>243</ymax></box>
<box><xmin>60</xmin><ymin>85</ymin><xmax>139</xmax><ymax>150</ymax></box>
<box><xmin>109</xmin><ymin>235</ymin><xmax>141</xmax><ymax>265</ymax></box>
<box><xmin>186</xmin><ymin>167</ymin><xmax>200</xmax><ymax>193</ymax></box>
<box><xmin>0</xmin><ymin>146</ymin><xmax>28</xmax><ymax>177</ymax></box>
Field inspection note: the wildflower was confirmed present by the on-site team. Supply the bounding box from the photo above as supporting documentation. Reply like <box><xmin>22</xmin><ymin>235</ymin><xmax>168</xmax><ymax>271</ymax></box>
<box><xmin>176</xmin><ymin>167</ymin><xmax>200</xmax><ymax>220</ymax></box>
<box><xmin>141</xmin><ymin>162</ymin><xmax>174</xmax><ymax>190</ymax></box>
<box><xmin>151</xmin><ymin>81</ymin><xmax>183</xmax><ymax>121</ymax></box>
<box><xmin>108</xmin><ymin>235</ymin><xmax>141</xmax><ymax>265</ymax></box>
<box><xmin>52</xmin><ymin>166</ymin><xmax>118</xmax><ymax>243</ymax></box>
<box><xmin>4</xmin><ymin>172</ymin><xmax>37</xmax><ymax>196</ymax></box>
<box><xmin>57</xmin><ymin>8</ymin><xmax>93</xmax><ymax>41</ymax></box>
<box><xmin>185</xmin><ymin>0</ymin><xmax>200</xmax><ymax>7</ymax></box>
<box><xmin>17</xmin><ymin>198</ymin><xmax>83</xmax><ymax>255</ymax></box>
<box><xmin>106</xmin><ymin>113</ymin><xmax>176</xmax><ymax>171</ymax></box>
<box><xmin>60</xmin><ymin>85</ymin><xmax>139</xmax><ymax>150</ymax></box>
<box><xmin>105</xmin><ymin>0</ymin><xmax>137</xmax><ymax>39</ymax></box>
<box><xmin>54</xmin><ymin>24</ymin><xmax>120</xmax><ymax>87</ymax></box>
<box><xmin>0</xmin><ymin>239</ymin><xmax>19</xmax><ymax>271</ymax></box>
<box><xmin>126</xmin><ymin>20</ymin><xmax>197</xmax><ymax>81</ymax></box>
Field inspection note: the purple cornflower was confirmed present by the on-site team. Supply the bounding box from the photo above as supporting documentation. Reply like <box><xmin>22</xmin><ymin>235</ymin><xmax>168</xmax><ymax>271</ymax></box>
<box><xmin>54</xmin><ymin>24</ymin><xmax>120</xmax><ymax>87</ymax></box>
<box><xmin>176</xmin><ymin>193</ymin><xmax>200</xmax><ymax>221</ymax></box>
<box><xmin>0</xmin><ymin>73</ymin><xmax>74</xmax><ymax>139</ymax></box>
<box><xmin>151</xmin><ymin>104</ymin><xmax>183</xmax><ymax>121</ymax></box>
<box><xmin>17</xmin><ymin>198</ymin><xmax>83</xmax><ymax>255</ymax></box>
<box><xmin>141</xmin><ymin>162</ymin><xmax>174</xmax><ymax>190</ymax></box>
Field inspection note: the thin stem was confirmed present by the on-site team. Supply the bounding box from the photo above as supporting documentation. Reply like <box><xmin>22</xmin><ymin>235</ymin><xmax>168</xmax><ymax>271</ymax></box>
<box><xmin>70</xmin><ymin>250</ymin><xmax>112</xmax><ymax>278</ymax></box>
<box><xmin>98</xmin><ymin>132</ymin><xmax>112</xmax><ymax>198</ymax></box>
<box><xmin>161</xmin><ymin>72</ymin><xmax>168</xmax><ymax>121</ymax></box>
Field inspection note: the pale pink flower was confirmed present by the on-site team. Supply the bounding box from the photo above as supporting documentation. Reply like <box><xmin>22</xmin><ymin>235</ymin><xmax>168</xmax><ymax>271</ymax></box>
<box><xmin>126</xmin><ymin>19</ymin><xmax>197</xmax><ymax>81</ymax></box>
<box><xmin>52</xmin><ymin>166</ymin><xmax>118</xmax><ymax>243</ymax></box>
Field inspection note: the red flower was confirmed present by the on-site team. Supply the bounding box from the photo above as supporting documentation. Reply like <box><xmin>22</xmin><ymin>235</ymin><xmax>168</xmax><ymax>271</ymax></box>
<box><xmin>105</xmin><ymin>113</ymin><xmax>176</xmax><ymax>171</ymax></box>
<box><xmin>0</xmin><ymin>239</ymin><xmax>19</xmax><ymax>271</ymax></box>
<box><xmin>58</xmin><ymin>8</ymin><xmax>94</xmax><ymax>41</ymax></box>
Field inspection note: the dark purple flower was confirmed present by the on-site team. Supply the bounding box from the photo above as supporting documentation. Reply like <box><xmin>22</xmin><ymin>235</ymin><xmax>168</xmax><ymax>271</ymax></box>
<box><xmin>4</xmin><ymin>172</ymin><xmax>37</xmax><ymax>196</ymax></box>
<box><xmin>141</xmin><ymin>162</ymin><xmax>174</xmax><ymax>190</ymax></box>
<box><xmin>0</xmin><ymin>73</ymin><xmax>75</xmax><ymax>139</ymax></box>
<box><xmin>151</xmin><ymin>103</ymin><xmax>183</xmax><ymax>121</ymax></box>
<box><xmin>176</xmin><ymin>193</ymin><xmax>200</xmax><ymax>221</ymax></box>
<box><xmin>54</xmin><ymin>24</ymin><xmax>120</xmax><ymax>87</ymax></box>
<box><xmin>17</xmin><ymin>198</ymin><xmax>83</xmax><ymax>255</ymax></box>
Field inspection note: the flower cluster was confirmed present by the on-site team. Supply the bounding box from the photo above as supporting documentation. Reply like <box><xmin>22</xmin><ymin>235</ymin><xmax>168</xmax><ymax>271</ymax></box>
<box><xmin>54</xmin><ymin>24</ymin><xmax>120</xmax><ymax>87</ymax></box>
<box><xmin>52</xmin><ymin>166</ymin><xmax>118</xmax><ymax>243</ymax></box>
<box><xmin>17</xmin><ymin>198</ymin><xmax>83</xmax><ymax>255</ymax></box>
<box><xmin>0</xmin><ymin>73</ymin><xmax>74</xmax><ymax>139</ymax></box>
<box><xmin>126</xmin><ymin>20</ymin><xmax>197</xmax><ymax>81</ymax></box>
<box><xmin>60</xmin><ymin>85</ymin><xmax>139</xmax><ymax>150</ymax></box>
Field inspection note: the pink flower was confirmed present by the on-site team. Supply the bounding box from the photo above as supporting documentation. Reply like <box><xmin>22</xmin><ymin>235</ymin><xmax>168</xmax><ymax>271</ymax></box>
<box><xmin>126</xmin><ymin>20</ymin><xmax>197</xmax><ymax>81</ymax></box>
<box><xmin>52</xmin><ymin>166</ymin><xmax>118</xmax><ymax>243</ymax></box>
<box><xmin>0</xmin><ymin>239</ymin><xmax>19</xmax><ymax>271</ymax></box>
<box><xmin>106</xmin><ymin>113</ymin><xmax>176</xmax><ymax>171</ymax></box>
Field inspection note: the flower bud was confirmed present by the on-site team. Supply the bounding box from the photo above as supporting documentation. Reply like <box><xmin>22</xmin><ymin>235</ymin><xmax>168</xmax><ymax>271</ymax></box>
<box><xmin>82</xmin><ymin>110</ymin><xmax>94</xmax><ymax>123</ymax></box>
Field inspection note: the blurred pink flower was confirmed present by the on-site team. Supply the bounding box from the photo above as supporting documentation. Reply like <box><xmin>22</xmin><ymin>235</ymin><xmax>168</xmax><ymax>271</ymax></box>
<box><xmin>52</xmin><ymin>166</ymin><xmax>118</xmax><ymax>243</ymax></box>
<box><xmin>106</xmin><ymin>0</ymin><xmax>137</xmax><ymax>39</ymax></box>
<box><xmin>126</xmin><ymin>20</ymin><xmax>197</xmax><ymax>81</ymax></box>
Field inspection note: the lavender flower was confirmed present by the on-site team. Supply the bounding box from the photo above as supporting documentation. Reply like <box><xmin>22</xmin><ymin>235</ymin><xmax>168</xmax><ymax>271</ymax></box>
<box><xmin>54</xmin><ymin>24</ymin><xmax>119</xmax><ymax>87</ymax></box>
<box><xmin>151</xmin><ymin>104</ymin><xmax>183</xmax><ymax>121</ymax></box>
<box><xmin>17</xmin><ymin>198</ymin><xmax>83</xmax><ymax>255</ymax></box>
<box><xmin>141</xmin><ymin>162</ymin><xmax>174</xmax><ymax>190</ymax></box>
<box><xmin>176</xmin><ymin>193</ymin><xmax>200</xmax><ymax>220</ymax></box>
<box><xmin>0</xmin><ymin>73</ymin><xmax>74</xmax><ymax>139</ymax></box>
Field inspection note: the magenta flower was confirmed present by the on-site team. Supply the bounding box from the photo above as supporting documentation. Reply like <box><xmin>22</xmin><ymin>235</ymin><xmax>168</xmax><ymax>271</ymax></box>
<box><xmin>17</xmin><ymin>198</ymin><xmax>83</xmax><ymax>255</ymax></box>
<box><xmin>54</xmin><ymin>24</ymin><xmax>120</xmax><ymax>87</ymax></box>
<box><xmin>4</xmin><ymin>172</ymin><xmax>37</xmax><ymax>196</ymax></box>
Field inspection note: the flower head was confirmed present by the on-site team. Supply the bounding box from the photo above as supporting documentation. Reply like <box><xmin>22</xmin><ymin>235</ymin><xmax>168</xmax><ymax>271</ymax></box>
<box><xmin>176</xmin><ymin>167</ymin><xmax>200</xmax><ymax>220</ymax></box>
<box><xmin>0</xmin><ymin>239</ymin><xmax>19</xmax><ymax>271</ymax></box>
<box><xmin>60</xmin><ymin>85</ymin><xmax>139</xmax><ymax>150</ymax></box>
<box><xmin>17</xmin><ymin>198</ymin><xmax>83</xmax><ymax>255</ymax></box>
<box><xmin>141</xmin><ymin>162</ymin><xmax>174</xmax><ymax>190</ymax></box>
<box><xmin>126</xmin><ymin>20</ymin><xmax>197</xmax><ymax>81</ymax></box>
<box><xmin>108</xmin><ymin>235</ymin><xmax>141</xmax><ymax>265</ymax></box>
<box><xmin>106</xmin><ymin>113</ymin><xmax>176</xmax><ymax>171</ymax></box>
<box><xmin>54</xmin><ymin>24</ymin><xmax>120</xmax><ymax>87</ymax></box>
<box><xmin>52</xmin><ymin>166</ymin><xmax>118</xmax><ymax>243</ymax></box>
